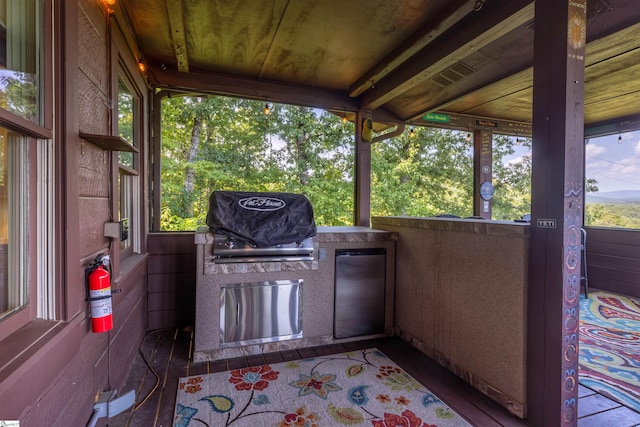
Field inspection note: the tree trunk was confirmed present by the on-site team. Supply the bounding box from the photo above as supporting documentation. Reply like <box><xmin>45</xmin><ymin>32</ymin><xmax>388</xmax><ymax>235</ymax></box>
<box><xmin>183</xmin><ymin>113</ymin><xmax>203</xmax><ymax>216</ymax></box>
<box><xmin>295</xmin><ymin>132</ymin><xmax>310</xmax><ymax>186</ymax></box>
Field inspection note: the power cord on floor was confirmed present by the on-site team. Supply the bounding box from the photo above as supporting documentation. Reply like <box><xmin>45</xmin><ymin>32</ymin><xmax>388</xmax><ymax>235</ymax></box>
<box><xmin>134</xmin><ymin>330</ymin><xmax>165</xmax><ymax>411</ymax></box>
<box><xmin>107</xmin><ymin>328</ymin><xmax>185</xmax><ymax>427</ymax></box>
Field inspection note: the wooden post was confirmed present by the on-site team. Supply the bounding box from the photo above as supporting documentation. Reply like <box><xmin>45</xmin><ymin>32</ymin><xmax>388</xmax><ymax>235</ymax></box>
<box><xmin>528</xmin><ymin>0</ymin><xmax>586</xmax><ymax>425</ymax></box>
<box><xmin>354</xmin><ymin>110</ymin><xmax>371</xmax><ymax>227</ymax></box>
<box><xmin>473</xmin><ymin>129</ymin><xmax>493</xmax><ymax>219</ymax></box>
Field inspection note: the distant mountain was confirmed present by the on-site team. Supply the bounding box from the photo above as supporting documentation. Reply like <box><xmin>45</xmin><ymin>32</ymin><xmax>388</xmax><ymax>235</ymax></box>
<box><xmin>586</xmin><ymin>190</ymin><xmax>640</xmax><ymax>204</ymax></box>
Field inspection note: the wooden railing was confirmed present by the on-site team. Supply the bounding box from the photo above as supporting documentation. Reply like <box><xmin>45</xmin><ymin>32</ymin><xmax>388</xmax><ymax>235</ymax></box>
<box><xmin>584</xmin><ymin>227</ymin><xmax>640</xmax><ymax>298</ymax></box>
<box><xmin>147</xmin><ymin>232</ymin><xmax>197</xmax><ymax>329</ymax></box>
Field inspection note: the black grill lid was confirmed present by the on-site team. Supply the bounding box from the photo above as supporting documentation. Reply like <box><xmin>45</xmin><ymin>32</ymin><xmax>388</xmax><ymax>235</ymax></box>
<box><xmin>206</xmin><ymin>191</ymin><xmax>317</xmax><ymax>247</ymax></box>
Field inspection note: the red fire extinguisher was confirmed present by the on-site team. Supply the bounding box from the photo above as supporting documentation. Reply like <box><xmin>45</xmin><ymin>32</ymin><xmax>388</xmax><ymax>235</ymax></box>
<box><xmin>88</xmin><ymin>256</ymin><xmax>113</xmax><ymax>333</ymax></box>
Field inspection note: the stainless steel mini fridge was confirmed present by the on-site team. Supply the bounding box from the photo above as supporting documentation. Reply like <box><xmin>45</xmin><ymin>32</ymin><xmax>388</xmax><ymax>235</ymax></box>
<box><xmin>334</xmin><ymin>248</ymin><xmax>386</xmax><ymax>338</ymax></box>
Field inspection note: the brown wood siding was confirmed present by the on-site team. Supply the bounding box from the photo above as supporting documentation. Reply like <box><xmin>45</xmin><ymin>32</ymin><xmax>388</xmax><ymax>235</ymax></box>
<box><xmin>78</xmin><ymin>145</ymin><xmax>111</xmax><ymax>197</ymax></box>
<box><xmin>78</xmin><ymin>197</ymin><xmax>112</xmax><ymax>255</ymax></box>
<box><xmin>584</xmin><ymin>227</ymin><xmax>640</xmax><ymax>298</ymax></box>
<box><xmin>0</xmin><ymin>0</ymin><xmax>150</xmax><ymax>424</ymax></box>
<box><xmin>77</xmin><ymin>69</ymin><xmax>111</xmax><ymax>135</ymax></box>
<box><xmin>17</xmin><ymin>262</ymin><xmax>147</xmax><ymax>426</ymax></box>
<box><xmin>110</xmin><ymin>261</ymin><xmax>148</xmax><ymax>386</ymax></box>
<box><xmin>147</xmin><ymin>232</ymin><xmax>197</xmax><ymax>330</ymax></box>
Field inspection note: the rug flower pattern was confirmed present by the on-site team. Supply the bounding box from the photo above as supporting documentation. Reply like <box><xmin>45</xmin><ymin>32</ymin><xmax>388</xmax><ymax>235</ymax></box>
<box><xmin>174</xmin><ymin>348</ymin><xmax>471</xmax><ymax>426</ymax></box>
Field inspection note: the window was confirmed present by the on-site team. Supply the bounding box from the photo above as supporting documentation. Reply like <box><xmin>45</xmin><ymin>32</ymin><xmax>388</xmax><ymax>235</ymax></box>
<box><xmin>116</xmin><ymin>73</ymin><xmax>140</xmax><ymax>256</ymax></box>
<box><xmin>0</xmin><ymin>0</ymin><xmax>42</xmax><ymax>124</ymax></box>
<box><xmin>585</xmin><ymin>131</ymin><xmax>640</xmax><ymax>229</ymax></box>
<box><xmin>0</xmin><ymin>126</ymin><xmax>28</xmax><ymax>320</ymax></box>
<box><xmin>0</xmin><ymin>0</ymin><xmax>50</xmax><ymax>336</ymax></box>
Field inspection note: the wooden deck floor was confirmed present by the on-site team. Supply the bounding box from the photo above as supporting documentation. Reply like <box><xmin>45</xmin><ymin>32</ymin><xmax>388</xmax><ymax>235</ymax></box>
<box><xmin>107</xmin><ymin>330</ymin><xmax>640</xmax><ymax>427</ymax></box>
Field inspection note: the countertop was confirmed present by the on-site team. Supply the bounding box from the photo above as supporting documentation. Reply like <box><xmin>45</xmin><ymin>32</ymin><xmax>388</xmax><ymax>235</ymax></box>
<box><xmin>195</xmin><ymin>225</ymin><xmax>397</xmax><ymax>244</ymax></box>
<box><xmin>372</xmin><ymin>216</ymin><xmax>529</xmax><ymax>237</ymax></box>
<box><xmin>316</xmin><ymin>226</ymin><xmax>396</xmax><ymax>242</ymax></box>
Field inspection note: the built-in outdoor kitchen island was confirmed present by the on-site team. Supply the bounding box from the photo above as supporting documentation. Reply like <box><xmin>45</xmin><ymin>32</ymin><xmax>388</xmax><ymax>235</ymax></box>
<box><xmin>194</xmin><ymin>225</ymin><xmax>397</xmax><ymax>361</ymax></box>
<box><xmin>194</xmin><ymin>212</ymin><xmax>530</xmax><ymax>419</ymax></box>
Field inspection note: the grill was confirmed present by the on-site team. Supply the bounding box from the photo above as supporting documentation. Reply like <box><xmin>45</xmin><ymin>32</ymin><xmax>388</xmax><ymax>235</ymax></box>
<box><xmin>212</xmin><ymin>233</ymin><xmax>314</xmax><ymax>263</ymax></box>
<box><xmin>206</xmin><ymin>191</ymin><xmax>317</xmax><ymax>263</ymax></box>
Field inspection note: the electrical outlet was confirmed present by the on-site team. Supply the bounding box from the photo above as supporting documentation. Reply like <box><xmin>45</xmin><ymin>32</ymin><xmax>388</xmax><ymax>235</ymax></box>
<box><xmin>104</xmin><ymin>222</ymin><xmax>121</xmax><ymax>239</ymax></box>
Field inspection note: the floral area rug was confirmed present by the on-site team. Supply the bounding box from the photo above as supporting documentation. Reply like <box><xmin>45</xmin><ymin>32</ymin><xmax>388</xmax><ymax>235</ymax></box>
<box><xmin>579</xmin><ymin>291</ymin><xmax>640</xmax><ymax>413</ymax></box>
<box><xmin>174</xmin><ymin>348</ymin><xmax>471</xmax><ymax>426</ymax></box>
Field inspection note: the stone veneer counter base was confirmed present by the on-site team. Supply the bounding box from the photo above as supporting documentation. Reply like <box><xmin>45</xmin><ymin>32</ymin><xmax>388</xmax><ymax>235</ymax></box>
<box><xmin>193</xmin><ymin>226</ymin><xmax>396</xmax><ymax>362</ymax></box>
<box><xmin>372</xmin><ymin>216</ymin><xmax>529</xmax><ymax>419</ymax></box>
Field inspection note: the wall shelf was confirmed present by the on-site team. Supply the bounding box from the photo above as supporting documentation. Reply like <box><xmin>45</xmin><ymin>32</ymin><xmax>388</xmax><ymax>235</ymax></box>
<box><xmin>79</xmin><ymin>133</ymin><xmax>138</xmax><ymax>153</ymax></box>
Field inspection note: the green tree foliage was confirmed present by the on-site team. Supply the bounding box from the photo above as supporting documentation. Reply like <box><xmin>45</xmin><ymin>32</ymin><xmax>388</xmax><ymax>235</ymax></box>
<box><xmin>491</xmin><ymin>135</ymin><xmax>532</xmax><ymax>220</ymax></box>
<box><xmin>160</xmin><ymin>95</ymin><xmax>354</xmax><ymax>230</ymax></box>
<box><xmin>0</xmin><ymin>72</ymin><xmax>38</xmax><ymax>121</ymax></box>
<box><xmin>270</xmin><ymin>105</ymin><xmax>355</xmax><ymax>225</ymax></box>
<box><xmin>585</xmin><ymin>178</ymin><xmax>599</xmax><ymax>193</ymax></box>
<box><xmin>371</xmin><ymin>127</ymin><xmax>473</xmax><ymax>217</ymax></box>
<box><xmin>160</xmin><ymin>95</ymin><xmax>574</xmax><ymax>231</ymax></box>
<box><xmin>117</xmin><ymin>79</ymin><xmax>134</xmax><ymax>167</ymax></box>
<box><xmin>370</xmin><ymin>130</ymin><xmax>534</xmax><ymax>220</ymax></box>
<box><xmin>585</xmin><ymin>203</ymin><xmax>640</xmax><ymax>228</ymax></box>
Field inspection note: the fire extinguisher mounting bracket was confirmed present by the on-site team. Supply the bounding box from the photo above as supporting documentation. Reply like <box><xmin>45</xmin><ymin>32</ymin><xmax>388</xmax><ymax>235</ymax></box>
<box><xmin>85</xmin><ymin>288</ymin><xmax>122</xmax><ymax>302</ymax></box>
<box><xmin>88</xmin><ymin>253</ymin><xmax>110</xmax><ymax>268</ymax></box>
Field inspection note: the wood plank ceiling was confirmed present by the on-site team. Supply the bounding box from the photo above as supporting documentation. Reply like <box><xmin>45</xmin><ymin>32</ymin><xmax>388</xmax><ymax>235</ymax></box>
<box><xmin>120</xmin><ymin>0</ymin><xmax>640</xmax><ymax>136</ymax></box>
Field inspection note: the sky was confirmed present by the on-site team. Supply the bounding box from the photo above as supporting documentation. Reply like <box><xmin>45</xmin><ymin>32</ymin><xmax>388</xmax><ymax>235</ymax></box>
<box><xmin>504</xmin><ymin>130</ymin><xmax>640</xmax><ymax>194</ymax></box>
<box><xmin>280</xmin><ymin>108</ymin><xmax>639</xmax><ymax>194</ymax></box>
<box><xmin>585</xmin><ymin>131</ymin><xmax>640</xmax><ymax>193</ymax></box>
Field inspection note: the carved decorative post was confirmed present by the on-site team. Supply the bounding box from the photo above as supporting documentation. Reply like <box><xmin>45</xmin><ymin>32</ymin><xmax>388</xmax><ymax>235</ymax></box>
<box><xmin>528</xmin><ymin>0</ymin><xmax>586</xmax><ymax>425</ymax></box>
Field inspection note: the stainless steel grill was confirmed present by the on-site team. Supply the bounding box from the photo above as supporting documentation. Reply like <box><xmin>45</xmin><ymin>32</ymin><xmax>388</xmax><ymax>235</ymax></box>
<box><xmin>212</xmin><ymin>233</ymin><xmax>314</xmax><ymax>263</ymax></box>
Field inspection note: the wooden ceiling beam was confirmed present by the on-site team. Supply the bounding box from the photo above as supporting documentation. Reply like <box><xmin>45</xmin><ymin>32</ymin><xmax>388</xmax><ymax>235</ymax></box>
<box><xmin>585</xmin><ymin>113</ymin><xmax>640</xmax><ymax>138</ymax></box>
<box><xmin>358</xmin><ymin>0</ymin><xmax>534</xmax><ymax>111</ymax></box>
<box><xmin>414</xmin><ymin>111</ymin><xmax>533</xmax><ymax>137</ymax></box>
<box><xmin>409</xmin><ymin>67</ymin><xmax>533</xmax><ymax>122</ymax></box>
<box><xmin>147</xmin><ymin>65</ymin><xmax>402</xmax><ymax>124</ymax></box>
<box><xmin>349</xmin><ymin>0</ymin><xmax>477</xmax><ymax>97</ymax></box>
<box><xmin>165</xmin><ymin>0</ymin><xmax>189</xmax><ymax>72</ymax></box>
<box><xmin>407</xmin><ymin>19</ymin><xmax>640</xmax><ymax>124</ymax></box>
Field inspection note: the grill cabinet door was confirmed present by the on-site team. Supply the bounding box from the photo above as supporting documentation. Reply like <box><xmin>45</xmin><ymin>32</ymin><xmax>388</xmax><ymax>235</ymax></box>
<box><xmin>220</xmin><ymin>280</ymin><xmax>302</xmax><ymax>347</ymax></box>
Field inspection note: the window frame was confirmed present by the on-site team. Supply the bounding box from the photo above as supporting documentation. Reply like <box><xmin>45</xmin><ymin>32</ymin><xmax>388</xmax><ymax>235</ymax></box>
<box><xmin>115</xmin><ymin>71</ymin><xmax>139</xmax><ymax>258</ymax></box>
<box><xmin>0</xmin><ymin>0</ymin><xmax>55</xmax><ymax>341</ymax></box>
<box><xmin>109</xmin><ymin>23</ymin><xmax>146</xmax><ymax>271</ymax></box>
<box><xmin>0</xmin><ymin>130</ymin><xmax>38</xmax><ymax>339</ymax></box>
